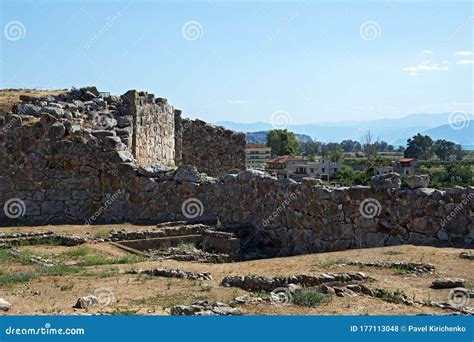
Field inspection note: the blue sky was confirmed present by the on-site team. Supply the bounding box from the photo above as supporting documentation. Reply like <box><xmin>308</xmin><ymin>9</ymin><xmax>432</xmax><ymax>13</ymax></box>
<box><xmin>1</xmin><ymin>0</ymin><xmax>472</xmax><ymax>124</ymax></box>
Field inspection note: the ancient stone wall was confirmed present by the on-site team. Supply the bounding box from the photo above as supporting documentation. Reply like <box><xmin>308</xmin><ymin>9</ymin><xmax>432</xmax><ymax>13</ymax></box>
<box><xmin>177</xmin><ymin>119</ymin><xmax>246</xmax><ymax>176</ymax></box>
<box><xmin>123</xmin><ymin>90</ymin><xmax>175</xmax><ymax>166</ymax></box>
<box><xmin>1</xmin><ymin>88</ymin><xmax>472</xmax><ymax>256</ymax></box>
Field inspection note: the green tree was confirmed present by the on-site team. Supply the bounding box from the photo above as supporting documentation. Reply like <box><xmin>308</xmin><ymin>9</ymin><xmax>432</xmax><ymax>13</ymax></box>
<box><xmin>328</xmin><ymin>145</ymin><xmax>343</xmax><ymax>162</ymax></box>
<box><xmin>404</xmin><ymin>134</ymin><xmax>434</xmax><ymax>160</ymax></box>
<box><xmin>432</xmin><ymin>139</ymin><xmax>457</xmax><ymax>161</ymax></box>
<box><xmin>266</xmin><ymin>129</ymin><xmax>299</xmax><ymax>156</ymax></box>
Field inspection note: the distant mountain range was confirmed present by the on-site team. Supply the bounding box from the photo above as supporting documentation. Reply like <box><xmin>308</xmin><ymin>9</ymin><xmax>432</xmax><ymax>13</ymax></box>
<box><xmin>215</xmin><ymin>113</ymin><xmax>474</xmax><ymax>149</ymax></box>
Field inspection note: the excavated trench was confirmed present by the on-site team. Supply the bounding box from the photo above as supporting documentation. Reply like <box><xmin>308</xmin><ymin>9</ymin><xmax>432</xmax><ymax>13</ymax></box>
<box><xmin>108</xmin><ymin>221</ymin><xmax>264</xmax><ymax>263</ymax></box>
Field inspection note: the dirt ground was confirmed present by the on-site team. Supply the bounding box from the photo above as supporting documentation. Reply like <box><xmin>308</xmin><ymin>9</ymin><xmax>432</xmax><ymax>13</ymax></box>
<box><xmin>0</xmin><ymin>224</ymin><xmax>472</xmax><ymax>316</ymax></box>
<box><xmin>0</xmin><ymin>89</ymin><xmax>65</xmax><ymax>116</ymax></box>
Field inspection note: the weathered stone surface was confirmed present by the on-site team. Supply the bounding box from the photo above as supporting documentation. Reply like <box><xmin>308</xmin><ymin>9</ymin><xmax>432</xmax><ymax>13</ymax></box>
<box><xmin>170</xmin><ymin>300</ymin><xmax>243</xmax><ymax>316</ymax></box>
<box><xmin>129</xmin><ymin>267</ymin><xmax>213</xmax><ymax>281</ymax></box>
<box><xmin>221</xmin><ymin>272</ymin><xmax>368</xmax><ymax>292</ymax></box>
<box><xmin>460</xmin><ymin>252</ymin><xmax>474</xmax><ymax>260</ymax></box>
<box><xmin>0</xmin><ymin>298</ymin><xmax>12</xmax><ymax>311</ymax></box>
<box><xmin>178</xmin><ymin>119</ymin><xmax>245</xmax><ymax>176</ymax></box>
<box><xmin>431</xmin><ymin>278</ymin><xmax>465</xmax><ymax>289</ymax></box>
<box><xmin>370</xmin><ymin>173</ymin><xmax>401</xmax><ymax>190</ymax></box>
<box><xmin>173</xmin><ymin>165</ymin><xmax>201</xmax><ymax>182</ymax></box>
<box><xmin>406</xmin><ymin>174</ymin><xmax>430</xmax><ymax>189</ymax></box>
<box><xmin>73</xmin><ymin>295</ymin><xmax>99</xmax><ymax>309</ymax></box>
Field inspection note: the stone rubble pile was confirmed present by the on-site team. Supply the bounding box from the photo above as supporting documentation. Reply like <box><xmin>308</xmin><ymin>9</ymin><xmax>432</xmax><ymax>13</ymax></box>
<box><xmin>333</xmin><ymin>261</ymin><xmax>435</xmax><ymax>275</ymax></box>
<box><xmin>170</xmin><ymin>300</ymin><xmax>243</xmax><ymax>316</ymax></box>
<box><xmin>0</xmin><ymin>298</ymin><xmax>12</xmax><ymax>311</ymax></box>
<box><xmin>73</xmin><ymin>295</ymin><xmax>99</xmax><ymax>310</ymax></box>
<box><xmin>0</xmin><ymin>231</ymin><xmax>87</xmax><ymax>247</ymax></box>
<box><xmin>459</xmin><ymin>252</ymin><xmax>474</xmax><ymax>260</ymax></box>
<box><xmin>150</xmin><ymin>246</ymin><xmax>231</xmax><ymax>263</ymax></box>
<box><xmin>431</xmin><ymin>278</ymin><xmax>465</xmax><ymax>289</ymax></box>
<box><xmin>221</xmin><ymin>272</ymin><xmax>368</xmax><ymax>291</ymax></box>
<box><xmin>129</xmin><ymin>267</ymin><xmax>213</xmax><ymax>281</ymax></box>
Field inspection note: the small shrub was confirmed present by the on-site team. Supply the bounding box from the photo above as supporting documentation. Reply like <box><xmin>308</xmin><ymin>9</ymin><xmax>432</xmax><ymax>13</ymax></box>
<box><xmin>39</xmin><ymin>265</ymin><xmax>81</xmax><ymax>276</ymax></box>
<box><xmin>176</xmin><ymin>243</ymin><xmax>195</xmax><ymax>251</ymax></box>
<box><xmin>383</xmin><ymin>250</ymin><xmax>402</xmax><ymax>255</ymax></box>
<box><xmin>0</xmin><ymin>272</ymin><xmax>37</xmax><ymax>287</ymax></box>
<box><xmin>80</xmin><ymin>253</ymin><xmax>144</xmax><ymax>266</ymax></box>
<box><xmin>62</xmin><ymin>246</ymin><xmax>90</xmax><ymax>257</ymax></box>
<box><xmin>93</xmin><ymin>229</ymin><xmax>112</xmax><ymax>239</ymax></box>
<box><xmin>198</xmin><ymin>283</ymin><xmax>213</xmax><ymax>292</ymax></box>
<box><xmin>381</xmin><ymin>289</ymin><xmax>405</xmax><ymax>304</ymax></box>
<box><xmin>392</xmin><ymin>267</ymin><xmax>409</xmax><ymax>276</ymax></box>
<box><xmin>60</xmin><ymin>283</ymin><xmax>75</xmax><ymax>291</ymax></box>
<box><xmin>106</xmin><ymin>309</ymin><xmax>140</xmax><ymax>316</ymax></box>
<box><xmin>292</xmin><ymin>289</ymin><xmax>330</xmax><ymax>307</ymax></box>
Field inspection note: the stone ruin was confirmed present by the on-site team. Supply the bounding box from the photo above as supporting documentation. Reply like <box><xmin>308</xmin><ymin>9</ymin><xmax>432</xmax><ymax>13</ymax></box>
<box><xmin>0</xmin><ymin>87</ymin><xmax>472</xmax><ymax>257</ymax></box>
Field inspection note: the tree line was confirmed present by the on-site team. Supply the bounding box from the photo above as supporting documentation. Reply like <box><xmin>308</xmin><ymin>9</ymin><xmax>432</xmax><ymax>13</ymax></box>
<box><xmin>266</xmin><ymin>129</ymin><xmax>465</xmax><ymax>162</ymax></box>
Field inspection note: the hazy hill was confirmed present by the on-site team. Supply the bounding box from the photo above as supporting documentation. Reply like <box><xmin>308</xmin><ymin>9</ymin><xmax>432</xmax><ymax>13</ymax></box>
<box><xmin>215</xmin><ymin>112</ymin><xmax>474</xmax><ymax>148</ymax></box>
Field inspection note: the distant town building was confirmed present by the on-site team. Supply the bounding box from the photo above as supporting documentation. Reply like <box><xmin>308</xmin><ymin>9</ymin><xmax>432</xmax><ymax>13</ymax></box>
<box><xmin>266</xmin><ymin>155</ymin><xmax>306</xmax><ymax>179</ymax></box>
<box><xmin>394</xmin><ymin>158</ymin><xmax>419</xmax><ymax>175</ymax></box>
<box><xmin>266</xmin><ymin>156</ymin><xmax>342</xmax><ymax>180</ymax></box>
<box><xmin>245</xmin><ymin>144</ymin><xmax>272</xmax><ymax>169</ymax></box>
<box><xmin>293</xmin><ymin>159</ymin><xmax>342</xmax><ymax>181</ymax></box>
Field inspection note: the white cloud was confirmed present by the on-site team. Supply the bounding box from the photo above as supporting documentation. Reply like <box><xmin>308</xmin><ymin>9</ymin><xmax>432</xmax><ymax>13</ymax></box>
<box><xmin>455</xmin><ymin>51</ymin><xmax>473</xmax><ymax>56</ymax></box>
<box><xmin>402</xmin><ymin>62</ymin><xmax>448</xmax><ymax>75</ymax></box>
<box><xmin>422</xmin><ymin>50</ymin><xmax>433</xmax><ymax>54</ymax></box>
<box><xmin>456</xmin><ymin>59</ymin><xmax>474</xmax><ymax>65</ymax></box>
